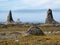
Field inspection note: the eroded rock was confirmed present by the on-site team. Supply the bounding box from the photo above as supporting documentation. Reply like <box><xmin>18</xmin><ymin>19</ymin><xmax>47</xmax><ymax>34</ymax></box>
<box><xmin>45</xmin><ymin>9</ymin><xmax>59</xmax><ymax>24</ymax></box>
<box><xmin>27</xmin><ymin>25</ymin><xmax>44</xmax><ymax>35</ymax></box>
<box><xmin>6</xmin><ymin>10</ymin><xmax>14</xmax><ymax>24</ymax></box>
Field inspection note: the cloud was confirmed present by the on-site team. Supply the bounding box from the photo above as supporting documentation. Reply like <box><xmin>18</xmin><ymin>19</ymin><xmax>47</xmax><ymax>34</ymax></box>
<box><xmin>0</xmin><ymin>0</ymin><xmax>60</xmax><ymax>10</ymax></box>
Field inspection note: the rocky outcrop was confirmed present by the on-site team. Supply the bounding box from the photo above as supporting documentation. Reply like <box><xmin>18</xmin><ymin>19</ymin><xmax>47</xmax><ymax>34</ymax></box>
<box><xmin>27</xmin><ymin>25</ymin><xmax>44</xmax><ymax>35</ymax></box>
<box><xmin>6</xmin><ymin>10</ymin><xmax>14</xmax><ymax>24</ymax></box>
<box><xmin>45</xmin><ymin>9</ymin><xmax>59</xmax><ymax>24</ymax></box>
<box><xmin>7</xmin><ymin>10</ymin><xmax>14</xmax><ymax>22</ymax></box>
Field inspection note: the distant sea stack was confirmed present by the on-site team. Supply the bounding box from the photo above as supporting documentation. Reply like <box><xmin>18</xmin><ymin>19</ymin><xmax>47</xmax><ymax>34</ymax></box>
<box><xmin>6</xmin><ymin>10</ymin><xmax>14</xmax><ymax>24</ymax></box>
<box><xmin>45</xmin><ymin>9</ymin><xmax>59</xmax><ymax>24</ymax></box>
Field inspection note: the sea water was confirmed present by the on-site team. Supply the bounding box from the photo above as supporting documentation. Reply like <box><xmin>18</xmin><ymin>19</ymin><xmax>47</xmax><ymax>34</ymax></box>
<box><xmin>0</xmin><ymin>10</ymin><xmax>60</xmax><ymax>23</ymax></box>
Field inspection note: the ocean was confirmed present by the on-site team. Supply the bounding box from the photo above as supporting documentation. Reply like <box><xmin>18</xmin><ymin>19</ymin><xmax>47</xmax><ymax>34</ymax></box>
<box><xmin>0</xmin><ymin>10</ymin><xmax>60</xmax><ymax>23</ymax></box>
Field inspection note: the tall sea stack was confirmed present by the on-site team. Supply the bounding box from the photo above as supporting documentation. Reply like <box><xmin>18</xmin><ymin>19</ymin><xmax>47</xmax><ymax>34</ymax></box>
<box><xmin>45</xmin><ymin>9</ymin><xmax>58</xmax><ymax>24</ymax></box>
<box><xmin>6</xmin><ymin>10</ymin><xmax>14</xmax><ymax>24</ymax></box>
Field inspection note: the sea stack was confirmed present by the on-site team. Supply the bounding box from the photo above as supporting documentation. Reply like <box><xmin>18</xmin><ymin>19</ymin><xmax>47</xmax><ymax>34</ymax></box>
<box><xmin>45</xmin><ymin>9</ymin><xmax>58</xmax><ymax>24</ymax></box>
<box><xmin>6</xmin><ymin>10</ymin><xmax>14</xmax><ymax>24</ymax></box>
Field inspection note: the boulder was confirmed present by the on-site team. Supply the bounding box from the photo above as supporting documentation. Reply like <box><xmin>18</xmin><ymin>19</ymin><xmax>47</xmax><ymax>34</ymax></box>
<box><xmin>27</xmin><ymin>25</ymin><xmax>44</xmax><ymax>35</ymax></box>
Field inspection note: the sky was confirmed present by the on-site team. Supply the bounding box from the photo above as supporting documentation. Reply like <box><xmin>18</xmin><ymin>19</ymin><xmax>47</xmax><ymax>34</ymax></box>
<box><xmin>0</xmin><ymin>0</ymin><xmax>60</xmax><ymax>10</ymax></box>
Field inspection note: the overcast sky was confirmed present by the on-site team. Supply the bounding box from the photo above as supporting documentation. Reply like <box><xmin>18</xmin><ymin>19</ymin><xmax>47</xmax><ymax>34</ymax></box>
<box><xmin>0</xmin><ymin>0</ymin><xmax>60</xmax><ymax>10</ymax></box>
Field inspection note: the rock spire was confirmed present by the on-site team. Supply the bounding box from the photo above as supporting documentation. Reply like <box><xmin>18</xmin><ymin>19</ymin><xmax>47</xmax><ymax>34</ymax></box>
<box><xmin>7</xmin><ymin>10</ymin><xmax>14</xmax><ymax>23</ymax></box>
<box><xmin>45</xmin><ymin>9</ymin><xmax>58</xmax><ymax>24</ymax></box>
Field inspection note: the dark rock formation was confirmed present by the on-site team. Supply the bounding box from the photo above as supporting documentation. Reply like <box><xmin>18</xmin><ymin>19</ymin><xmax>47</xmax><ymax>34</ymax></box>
<box><xmin>7</xmin><ymin>10</ymin><xmax>14</xmax><ymax>23</ymax></box>
<box><xmin>45</xmin><ymin>9</ymin><xmax>59</xmax><ymax>24</ymax></box>
<box><xmin>27</xmin><ymin>25</ymin><xmax>44</xmax><ymax>35</ymax></box>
